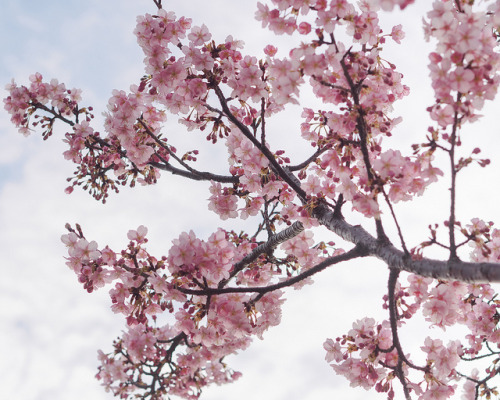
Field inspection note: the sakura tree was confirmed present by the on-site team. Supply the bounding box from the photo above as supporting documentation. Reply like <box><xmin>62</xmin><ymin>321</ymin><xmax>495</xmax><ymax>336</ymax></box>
<box><xmin>5</xmin><ymin>0</ymin><xmax>500</xmax><ymax>398</ymax></box>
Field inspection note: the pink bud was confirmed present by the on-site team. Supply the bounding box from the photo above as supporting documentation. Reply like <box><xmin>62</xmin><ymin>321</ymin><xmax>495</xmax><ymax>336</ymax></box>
<box><xmin>298</xmin><ymin>22</ymin><xmax>311</xmax><ymax>35</ymax></box>
<box><xmin>429</xmin><ymin>52</ymin><xmax>442</xmax><ymax>63</ymax></box>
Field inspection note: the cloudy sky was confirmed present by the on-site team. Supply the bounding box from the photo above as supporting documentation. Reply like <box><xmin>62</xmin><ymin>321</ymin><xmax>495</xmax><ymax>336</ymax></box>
<box><xmin>1</xmin><ymin>1</ymin><xmax>500</xmax><ymax>400</ymax></box>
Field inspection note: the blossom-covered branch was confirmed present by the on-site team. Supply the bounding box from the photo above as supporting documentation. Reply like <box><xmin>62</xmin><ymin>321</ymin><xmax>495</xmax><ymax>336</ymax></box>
<box><xmin>5</xmin><ymin>0</ymin><xmax>500</xmax><ymax>399</ymax></box>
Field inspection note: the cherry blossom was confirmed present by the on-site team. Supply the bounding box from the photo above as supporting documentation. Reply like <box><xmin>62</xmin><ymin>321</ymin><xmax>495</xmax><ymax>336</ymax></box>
<box><xmin>6</xmin><ymin>0</ymin><xmax>500</xmax><ymax>399</ymax></box>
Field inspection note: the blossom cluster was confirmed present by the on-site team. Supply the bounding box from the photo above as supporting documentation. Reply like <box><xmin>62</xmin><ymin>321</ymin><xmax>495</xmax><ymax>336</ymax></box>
<box><xmin>425</xmin><ymin>1</ymin><xmax>500</xmax><ymax>128</ymax></box>
<box><xmin>6</xmin><ymin>0</ymin><xmax>500</xmax><ymax>399</ymax></box>
<box><xmin>130</xmin><ymin>0</ymin><xmax>437</xmax><ymax>223</ymax></box>
<box><xmin>104</xmin><ymin>86</ymin><xmax>166</xmax><ymax>167</ymax></box>
<box><xmin>468</xmin><ymin>218</ymin><xmax>500</xmax><ymax>263</ymax></box>
<box><xmin>3</xmin><ymin>0</ymin><xmax>446</xmax><ymax>218</ymax></box>
<box><xmin>253</xmin><ymin>0</ymin><xmax>446</xmax><ymax>218</ymax></box>
<box><xmin>60</xmin><ymin>223</ymin><xmax>322</xmax><ymax>398</ymax></box>
<box><xmin>324</xmin><ymin>273</ymin><xmax>500</xmax><ymax>399</ymax></box>
<box><xmin>3</xmin><ymin>73</ymin><xmax>164</xmax><ymax>201</ymax></box>
<box><xmin>4</xmin><ymin>72</ymin><xmax>82</xmax><ymax>137</ymax></box>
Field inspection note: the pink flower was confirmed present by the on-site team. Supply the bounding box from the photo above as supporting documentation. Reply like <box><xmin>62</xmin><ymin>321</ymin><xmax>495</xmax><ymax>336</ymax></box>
<box><xmin>255</xmin><ymin>2</ymin><xmax>272</xmax><ymax>28</ymax></box>
<box><xmin>70</xmin><ymin>238</ymin><xmax>101</xmax><ymax>261</ymax></box>
<box><xmin>302</xmin><ymin>175</ymin><xmax>322</xmax><ymax>195</ymax></box>
<box><xmin>373</xmin><ymin>149</ymin><xmax>405</xmax><ymax>180</ymax></box>
<box><xmin>430</xmin><ymin>104</ymin><xmax>455</xmax><ymax>128</ymax></box>
<box><xmin>449</xmin><ymin>67</ymin><xmax>475</xmax><ymax>93</ymax></box>
<box><xmin>61</xmin><ymin>232</ymin><xmax>79</xmax><ymax>249</ymax></box>
<box><xmin>419</xmin><ymin>383</ymin><xmax>455</xmax><ymax>400</ymax></box>
<box><xmin>188</xmin><ymin>24</ymin><xmax>211</xmax><ymax>46</ymax></box>
<box><xmin>352</xmin><ymin>194</ymin><xmax>380</xmax><ymax>218</ymax></box>
<box><xmin>169</xmin><ymin>230</ymin><xmax>200</xmax><ymax>268</ymax></box>
<box><xmin>461</xmin><ymin>368</ymin><xmax>479</xmax><ymax>400</ymax></box>
<box><xmin>127</xmin><ymin>225</ymin><xmax>148</xmax><ymax>243</ymax></box>
<box><xmin>324</xmin><ymin>338</ymin><xmax>343</xmax><ymax>362</ymax></box>
<box><xmin>407</xmin><ymin>274</ymin><xmax>432</xmax><ymax>302</ymax></box>
<box><xmin>264</xmin><ymin>44</ymin><xmax>278</xmax><ymax>56</ymax></box>
<box><xmin>349</xmin><ymin>318</ymin><xmax>376</xmax><ymax>345</ymax></box>
<box><xmin>390</xmin><ymin>24</ymin><xmax>405</xmax><ymax>44</ymax></box>
<box><xmin>208</xmin><ymin>182</ymin><xmax>238</xmax><ymax>220</ymax></box>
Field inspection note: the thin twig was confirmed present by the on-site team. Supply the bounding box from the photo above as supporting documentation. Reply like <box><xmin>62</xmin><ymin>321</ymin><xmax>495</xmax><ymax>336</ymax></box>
<box><xmin>448</xmin><ymin>94</ymin><xmax>462</xmax><ymax>262</ymax></box>
<box><xmin>382</xmin><ymin>188</ymin><xmax>409</xmax><ymax>255</ymax></box>
<box><xmin>138</xmin><ymin>117</ymin><xmax>237</xmax><ymax>183</ymax></box>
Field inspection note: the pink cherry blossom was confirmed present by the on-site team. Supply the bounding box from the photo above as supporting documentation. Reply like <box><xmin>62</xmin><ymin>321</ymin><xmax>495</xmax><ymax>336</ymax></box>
<box><xmin>7</xmin><ymin>1</ymin><xmax>500</xmax><ymax>399</ymax></box>
<box><xmin>127</xmin><ymin>225</ymin><xmax>148</xmax><ymax>243</ymax></box>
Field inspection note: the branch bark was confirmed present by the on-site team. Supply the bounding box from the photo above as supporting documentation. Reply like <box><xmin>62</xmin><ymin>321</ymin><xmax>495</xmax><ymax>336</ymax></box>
<box><xmin>314</xmin><ymin>203</ymin><xmax>500</xmax><ymax>283</ymax></box>
<box><xmin>217</xmin><ymin>221</ymin><xmax>305</xmax><ymax>288</ymax></box>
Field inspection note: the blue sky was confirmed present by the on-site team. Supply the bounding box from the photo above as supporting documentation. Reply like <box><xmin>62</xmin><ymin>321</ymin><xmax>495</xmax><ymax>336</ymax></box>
<box><xmin>1</xmin><ymin>1</ymin><xmax>500</xmax><ymax>400</ymax></box>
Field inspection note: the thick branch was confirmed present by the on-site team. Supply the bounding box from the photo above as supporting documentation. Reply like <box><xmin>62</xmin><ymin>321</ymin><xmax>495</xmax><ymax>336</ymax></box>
<box><xmin>219</xmin><ymin>221</ymin><xmax>304</xmax><ymax>288</ymax></box>
<box><xmin>314</xmin><ymin>204</ymin><xmax>500</xmax><ymax>282</ymax></box>
<box><xmin>237</xmin><ymin>221</ymin><xmax>304</xmax><ymax>265</ymax></box>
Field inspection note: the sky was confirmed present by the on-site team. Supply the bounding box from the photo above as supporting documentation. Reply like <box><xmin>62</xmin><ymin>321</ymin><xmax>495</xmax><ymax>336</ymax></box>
<box><xmin>1</xmin><ymin>1</ymin><xmax>500</xmax><ymax>400</ymax></box>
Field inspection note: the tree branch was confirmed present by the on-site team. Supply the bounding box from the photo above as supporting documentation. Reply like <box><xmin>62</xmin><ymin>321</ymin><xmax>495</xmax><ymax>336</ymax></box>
<box><xmin>212</xmin><ymin>84</ymin><xmax>308</xmax><ymax>201</ymax></box>
<box><xmin>177</xmin><ymin>245</ymin><xmax>368</xmax><ymax>295</ymax></box>
<box><xmin>149</xmin><ymin>161</ymin><xmax>238</xmax><ymax>183</ymax></box>
<box><xmin>219</xmin><ymin>221</ymin><xmax>304</xmax><ymax>288</ymax></box>
<box><xmin>288</xmin><ymin>146</ymin><xmax>329</xmax><ymax>171</ymax></box>
<box><xmin>314</xmin><ymin>203</ymin><xmax>500</xmax><ymax>282</ymax></box>
<box><xmin>448</xmin><ymin>94</ymin><xmax>461</xmax><ymax>261</ymax></box>
<box><xmin>387</xmin><ymin>269</ymin><xmax>427</xmax><ymax>369</ymax></box>
<box><xmin>138</xmin><ymin>118</ymin><xmax>238</xmax><ymax>183</ymax></box>
<box><xmin>33</xmin><ymin>101</ymin><xmax>76</xmax><ymax>127</ymax></box>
